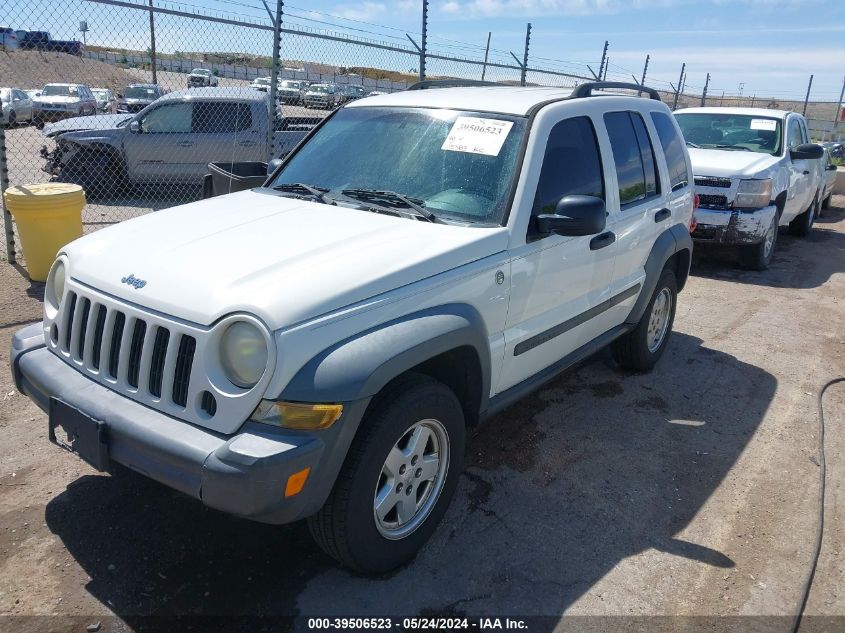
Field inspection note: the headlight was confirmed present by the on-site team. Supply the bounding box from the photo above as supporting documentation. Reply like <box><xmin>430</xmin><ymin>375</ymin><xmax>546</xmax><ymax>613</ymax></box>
<box><xmin>219</xmin><ymin>321</ymin><xmax>268</xmax><ymax>388</ymax></box>
<box><xmin>46</xmin><ymin>259</ymin><xmax>66</xmax><ymax>310</ymax></box>
<box><xmin>734</xmin><ymin>179</ymin><xmax>773</xmax><ymax>210</ymax></box>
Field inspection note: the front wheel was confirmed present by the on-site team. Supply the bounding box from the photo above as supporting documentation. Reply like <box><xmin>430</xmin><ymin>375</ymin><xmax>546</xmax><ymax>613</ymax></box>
<box><xmin>308</xmin><ymin>373</ymin><xmax>465</xmax><ymax>574</ymax></box>
<box><xmin>739</xmin><ymin>213</ymin><xmax>778</xmax><ymax>270</ymax></box>
<box><xmin>611</xmin><ymin>268</ymin><xmax>677</xmax><ymax>372</ymax></box>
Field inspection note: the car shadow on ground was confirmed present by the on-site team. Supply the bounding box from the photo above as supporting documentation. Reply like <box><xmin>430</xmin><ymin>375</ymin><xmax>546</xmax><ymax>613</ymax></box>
<box><xmin>690</xmin><ymin>203</ymin><xmax>844</xmax><ymax>289</ymax></box>
<box><xmin>44</xmin><ymin>332</ymin><xmax>776</xmax><ymax>630</ymax></box>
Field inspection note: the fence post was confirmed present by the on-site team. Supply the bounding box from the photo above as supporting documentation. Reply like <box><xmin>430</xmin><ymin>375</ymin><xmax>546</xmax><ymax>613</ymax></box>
<box><xmin>419</xmin><ymin>0</ymin><xmax>428</xmax><ymax>82</ymax></box>
<box><xmin>637</xmin><ymin>54</ymin><xmax>649</xmax><ymax>96</ymax></box>
<box><xmin>0</xmin><ymin>126</ymin><xmax>13</xmax><ymax>263</ymax></box>
<box><xmin>597</xmin><ymin>40</ymin><xmax>608</xmax><ymax>81</ymax></box>
<box><xmin>148</xmin><ymin>0</ymin><xmax>158</xmax><ymax>84</ymax></box>
<box><xmin>700</xmin><ymin>72</ymin><xmax>710</xmax><ymax>106</ymax></box>
<box><xmin>521</xmin><ymin>22</ymin><xmax>531</xmax><ymax>87</ymax></box>
<box><xmin>268</xmin><ymin>0</ymin><xmax>283</xmax><ymax>160</ymax></box>
<box><xmin>481</xmin><ymin>31</ymin><xmax>491</xmax><ymax>81</ymax></box>
<box><xmin>803</xmin><ymin>74</ymin><xmax>813</xmax><ymax>116</ymax></box>
<box><xmin>672</xmin><ymin>63</ymin><xmax>685</xmax><ymax>110</ymax></box>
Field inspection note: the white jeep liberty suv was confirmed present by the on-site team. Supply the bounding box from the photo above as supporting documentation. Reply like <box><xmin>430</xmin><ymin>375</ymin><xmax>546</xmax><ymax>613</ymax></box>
<box><xmin>12</xmin><ymin>81</ymin><xmax>694</xmax><ymax>573</ymax></box>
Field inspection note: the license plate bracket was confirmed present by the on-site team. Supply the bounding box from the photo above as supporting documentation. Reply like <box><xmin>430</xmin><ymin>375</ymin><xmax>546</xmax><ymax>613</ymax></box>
<box><xmin>49</xmin><ymin>398</ymin><xmax>109</xmax><ymax>471</ymax></box>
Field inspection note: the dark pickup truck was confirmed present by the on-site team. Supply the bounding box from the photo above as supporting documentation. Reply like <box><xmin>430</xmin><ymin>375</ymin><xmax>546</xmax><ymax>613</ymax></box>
<box><xmin>19</xmin><ymin>30</ymin><xmax>83</xmax><ymax>56</ymax></box>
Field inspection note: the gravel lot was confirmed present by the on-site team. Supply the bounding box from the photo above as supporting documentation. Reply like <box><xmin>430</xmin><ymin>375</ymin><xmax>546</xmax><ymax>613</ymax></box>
<box><xmin>0</xmin><ymin>199</ymin><xmax>843</xmax><ymax>632</ymax></box>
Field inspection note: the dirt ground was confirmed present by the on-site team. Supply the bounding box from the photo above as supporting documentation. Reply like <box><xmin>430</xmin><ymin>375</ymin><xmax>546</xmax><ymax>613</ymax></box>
<box><xmin>0</xmin><ymin>200</ymin><xmax>844</xmax><ymax>632</ymax></box>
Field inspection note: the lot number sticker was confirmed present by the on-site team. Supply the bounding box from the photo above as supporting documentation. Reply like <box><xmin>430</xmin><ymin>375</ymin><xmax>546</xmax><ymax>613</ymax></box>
<box><xmin>442</xmin><ymin>117</ymin><xmax>514</xmax><ymax>156</ymax></box>
<box><xmin>749</xmin><ymin>119</ymin><xmax>777</xmax><ymax>131</ymax></box>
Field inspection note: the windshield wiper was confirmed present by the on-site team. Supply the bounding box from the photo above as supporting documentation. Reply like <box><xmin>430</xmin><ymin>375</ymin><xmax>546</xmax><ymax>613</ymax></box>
<box><xmin>685</xmin><ymin>141</ymin><xmax>701</xmax><ymax>149</ymax></box>
<box><xmin>273</xmin><ymin>182</ymin><xmax>335</xmax><ymax>205</ymax></box>
<box><xmin>341</xmin><ymin>189</ymin><xmax>437</xmax><ymax>222</ymax></box>
<box><xmin>713</xmin><ymin>144</ymin><xmax>753</xmax><ymax>152</ymax></box>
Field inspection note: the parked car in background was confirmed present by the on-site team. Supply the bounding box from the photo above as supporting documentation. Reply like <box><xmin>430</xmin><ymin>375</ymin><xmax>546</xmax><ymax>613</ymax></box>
<box><xmin>367</xmin><ymin>90</ymin><xmax>388</xmax><ymax>97</ymax></box>
<box><xmin>17</xmin><ymin>30</ymin><xmax>82</xmax><ymax>55</ymax></box>
<box><xmin>25</xmin><ymin>89</ymin><xmax>42</xmax><ymax>100</ymax></box>
<box><xmin>91</xmin><ymin>88</ymin><xmax>117</xmax><ymax>113</ymax></box>
<box><xmin>13</xmin><ymin>82</ymin><xmax>694</xmax><ymax>574</ymax></box>
<box><xmin>0</xmin><ymin>26</ymin><xmax>20</xmax><ymax>51</ymax></box>
<box><xmin>117</xmin><ymin>84</ymin><xmax>165</xmax><ymax>113</ymax></box>
<box><xmin>188</xmin><ymin>68</ymin><xmax>219</xmax><ymax>88</ymax></box>
<box><xmin>820</xmin><ymin>146</ymin><xmax>839</xmax><ymax>212</ymax></box>
<box><xmin>303</xmin><ymin>83</ymin><xmax>341</xmax><ymax>109</ymax></box>
<box><xmin>41</xmin><ymin>88</ymin><xmax>318</xmax><ymax>194</ymax></box>
<box><xmin>675</xmin><ymin>107</ymin><xmax>824</xmax><ymax>270</ymax></box>
<box><xmin>33</xmin><ymin>83</ymin><xmax>97</xmax><ymax>127</ymax></box>
<box><xmin>339</xmin><ymin>84</ymin><xmax>367</xmax><ymax>104</ymax></box>
<box><xmin>823</xmin><ymin>141</ymin><xmax>844</xmax><ymax>160</ymax></box>
<box><xmin>251</xmin><ymin>77</ymin><xmax>271</xmax><ymax>92</ymax></box>
<box><xmin>1</xmin><ymin>88</ymin><xmax>32</xmax><ymax>126</ymax></box>
<box><xmin>277</xmin><ymin>80</ymin><xmax>306</xmax><ymax>104</ymax></box>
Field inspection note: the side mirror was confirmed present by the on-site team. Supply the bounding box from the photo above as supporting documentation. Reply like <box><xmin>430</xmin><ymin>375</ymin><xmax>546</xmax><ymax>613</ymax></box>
<box><xmin>129</xmin><ymin>120</ymin><xmax>141</xmax><ymax>133</ymax></box>
<box><xmin>267</xmin><ymin>158</ymin><xmax>283</xmax><ymax>176</ymax></box>
<box><xmin>790</xmin><ymin>143</ymin><xmax>824</xmax><ymax>160</ymax></box>
<box><xmin>535</xmin><ymin>195</ymin><xmax>606</xmax><ymax>236</ymax></box>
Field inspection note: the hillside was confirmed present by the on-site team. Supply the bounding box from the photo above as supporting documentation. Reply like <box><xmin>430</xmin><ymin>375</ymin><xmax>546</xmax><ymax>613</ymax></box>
<box><xmin>1</xmin><ymin>50</ymin><xmax>144</xmax><ymax>91</ymax></box>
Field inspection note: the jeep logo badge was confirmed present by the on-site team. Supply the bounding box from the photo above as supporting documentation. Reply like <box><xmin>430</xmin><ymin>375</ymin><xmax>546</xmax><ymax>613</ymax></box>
<box><xmin>121</xmin><ymin>274</ymin><xmax>147</xmax><ymax>289</ymax></box>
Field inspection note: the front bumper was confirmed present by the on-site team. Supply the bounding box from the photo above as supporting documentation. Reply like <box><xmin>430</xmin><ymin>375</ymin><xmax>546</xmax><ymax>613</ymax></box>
<box><xmin>11</xmin><ymin>323</ymin><xmax>369</xmax><ymax>525</ymax></box>
<box><xmin>34</xmin><ymin>109</ymin><xmax>78</xmax><ymax>122</ymax></box>
<box><xmin>692</xmin><ymin>204</ymin><xmax>777</xmax><ymax>245</ymax></box>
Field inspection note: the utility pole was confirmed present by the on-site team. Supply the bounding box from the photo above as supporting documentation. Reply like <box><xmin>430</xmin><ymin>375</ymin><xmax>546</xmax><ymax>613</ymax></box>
<box><xmin>751</xmin><ymin>94</ymin><xmax>756</xmax><ymax>107</ymax></box>
<box><xmin>603</xmin><ymin>56</ymin><xmax>609</xmax><ymax>81</ymax></box>
<box><xmin>700</xmin><ymin>72</ymin><xmax>710</xmax><ymax>106</ymax></box>
<box><xmin>720</xmin><ymin>90</ymin><xmax>724</xmax><ymax>106</ymax></box>
<box><xmin>521</xmin><ymin>22</ymin><xmax>531</xmax><ymax>87</ymax></box>
<box><xmin>672</xmin><ymin>62</ymin><xmax>685</xmax><ymax>110</ymax></box>
<box><xmin>419</xmin><ymin>0</ymin><xmax>428</xmax><ymax>82</ymax></box>
<box><xmin>597</xmin><ymin>40</ymin><xmax>608</xmax><ymax>82</ymax></box>
<box><xmin>267</xmin><ymin>0</ymin><xmax>283</xmax><ymax>160</ymax></box>
<box><xmin>148</xmin><ymin>0</ymin><xmax>157</xmax><ymax>83</ymax></box>
<box><xmin>803</xmin><ymin>74</ymin><xmax>813</xmax><ymax>116</ymax></box>
<box><xmin>481</xmin><ymin>31</ymin><xmax>491</xmax><ymax>81</ymax></box>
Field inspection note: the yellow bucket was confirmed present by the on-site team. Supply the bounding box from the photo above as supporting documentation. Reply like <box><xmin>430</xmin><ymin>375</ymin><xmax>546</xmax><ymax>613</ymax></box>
<box><xmin>3</xmin><ymin>183</ymin><xmax>85</xmax><ymax>282</ymax></box>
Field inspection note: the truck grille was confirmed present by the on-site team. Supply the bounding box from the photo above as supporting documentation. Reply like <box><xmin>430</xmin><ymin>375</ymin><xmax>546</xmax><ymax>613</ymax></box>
<box><xmin>698</xmin><ymin>194</ymin><xmax>728</xmax><ymax>209</ymax></box>
<box><xmin>694</xmin><ymin>177</ymin><xmax>732</xmax><ymax>189</ymax></box>
<box><xmin>54</xmin><ymin>289</ymin><xmax>197</xmax><ymax>410</ymax></box>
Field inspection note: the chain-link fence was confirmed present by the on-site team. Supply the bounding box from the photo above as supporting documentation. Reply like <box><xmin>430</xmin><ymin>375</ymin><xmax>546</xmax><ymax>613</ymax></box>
<box><xmin>2</xmin><ymin>0</ymin><xmax>844</xmax><ymax>263</ymax></box>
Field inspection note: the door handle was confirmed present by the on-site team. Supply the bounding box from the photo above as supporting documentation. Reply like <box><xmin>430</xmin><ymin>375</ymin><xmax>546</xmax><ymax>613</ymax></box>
<box><xmin>802</xmin><ymin>170</ymin><xmax>810</xmax><ymax>175</ymax></box>
<box><xmin>590</xmin><ymin>231</ymin><xmax>616</xmax><ymax>250</ymax></box>
<box><xmin>176</xmin><ymin>141</ymin><xmax>194</xmax><ymax>147</ymax></box>
<box><xmin>654</xmin><ymin>208</ymin><xmax>671</xmax><ymax>222</ymax></box>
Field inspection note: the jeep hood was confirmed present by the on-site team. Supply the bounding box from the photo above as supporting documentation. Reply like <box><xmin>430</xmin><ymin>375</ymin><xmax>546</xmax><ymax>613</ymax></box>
<box><xmin>688</xmin><ymin>148</ymin><xmax>781</xmax><ymax>179</ymax></box>
<box><xmin>62</xmin><ymin>189</ymin><xmax>508</xmax><ymax>330</ymax></box>
<box><xmin>44</xmin><ymin>113</ymin><xmax>133</xmax><ymax>137</ymax></box>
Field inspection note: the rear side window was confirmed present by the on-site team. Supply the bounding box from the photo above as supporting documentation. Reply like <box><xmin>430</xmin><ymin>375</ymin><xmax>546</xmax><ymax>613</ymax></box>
<box><xmin>193</xmin><ymin>102</ymin><xmax>253</xmax><ymax>133</ymax></box>
<box><xmin>532</xmin><ymin>116</ymin><xmax>604</xmax><ymax>217</ymax></box>
<box><xmin>650</xmin><ymin>111</ymin><xmax>690</xmax><ymax>191</ymax></box>
<box><xmin>604</xmin><ymin>111</ymin><xmax>660</xmax><ymax>207</ymax></box>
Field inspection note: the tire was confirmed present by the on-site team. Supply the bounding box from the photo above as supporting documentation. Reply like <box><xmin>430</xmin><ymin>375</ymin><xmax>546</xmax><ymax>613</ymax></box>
<box><xmin>62</xmin><ymin>149</ymin><xmax>124</xmax><ymax>198</ymax></box>
<box><xmin>789</xmin><ymin>193</ymin><xmax>819</xmax><ymax>236</ymax></box>
<box><xmin>611</xmin><ymin>268</ymin><xmax>678</xmax><ymax>372</ymax></box>
<box><xmin>739</xmin><ymin>213</ymin><xmax>778</xmax><ymax>270</ymax></box>
<box><xmin>5</xmin><ymin>110</ymin><xmax>15</xmax><ymax>127</ymax></box>
<box><xmin>308</xmin><ymin>373</ymin><xmax>465</xmax><ymax>574</ymax></box>
<box><xmin>821</xmin><ymin>193</ymin><xmax>831</xmax><ymax>211</ymax></box>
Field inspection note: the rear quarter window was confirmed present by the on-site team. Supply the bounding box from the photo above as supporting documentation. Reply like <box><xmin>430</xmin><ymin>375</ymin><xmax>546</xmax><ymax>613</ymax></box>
<box><xmin>651</xmin><ymin>111</ymin><xmax>690</xmax><ymax>191</ymax></box>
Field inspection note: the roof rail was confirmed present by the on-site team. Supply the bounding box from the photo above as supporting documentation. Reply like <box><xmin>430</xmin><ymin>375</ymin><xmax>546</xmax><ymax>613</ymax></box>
<box><xmin>571</xmin><ymin>81</ymin><xmax>661</xmax><ymax>101</ymax></box>
<box><xmin>407</xmin><ymin>79</ymin><xmax>501</xmax><ymax>91</ymax></box>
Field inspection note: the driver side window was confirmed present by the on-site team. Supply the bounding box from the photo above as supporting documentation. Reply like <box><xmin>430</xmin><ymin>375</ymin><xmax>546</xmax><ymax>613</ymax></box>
<box><xmin>140</xmin><ymin>103</ymin><xmax>192</xmax><ymax>134</ymax></box>
<box><xmin>787</xmin><ymin>118</ymin><xmax>803</xmax><ymax>149</ymax></box>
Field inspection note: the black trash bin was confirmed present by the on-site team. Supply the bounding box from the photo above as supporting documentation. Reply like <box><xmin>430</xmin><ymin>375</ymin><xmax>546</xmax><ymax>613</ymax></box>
<box><xmin>203</xmin><ymin>161</ymin><xmax>269</xmax><ymax>198</ymax></box>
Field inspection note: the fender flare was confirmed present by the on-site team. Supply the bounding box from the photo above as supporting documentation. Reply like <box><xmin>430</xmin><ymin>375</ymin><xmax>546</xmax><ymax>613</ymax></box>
<box><xmin>625</xmin><ymin>223</ymin><xmax>692</xmax><ymax>325</ymax></box>
<box><xmin>280</xmin><ymin>304</ymin><xmax>492</xmax><ymax>411</ymax></box>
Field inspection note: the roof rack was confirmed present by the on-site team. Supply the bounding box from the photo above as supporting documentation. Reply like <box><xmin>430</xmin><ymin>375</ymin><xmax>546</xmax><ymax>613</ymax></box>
<box><xmin>407</xmin><ymin>79</ymin><xmax>501</xmax><ymax>91</ymax></box>
<box><xmin>571</xmin><ymin>81</ymin><xmax>661</xmax><ymax>101</ymax></box>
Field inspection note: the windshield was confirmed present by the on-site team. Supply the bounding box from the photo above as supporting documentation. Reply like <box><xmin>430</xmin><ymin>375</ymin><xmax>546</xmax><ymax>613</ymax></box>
<box><xmin>309</xmin><ymin>85</ymin><xmax>330</xmax><ymax>93</ymax></box>
<box><xmin>124</xmin><ymin>86</ymin><xmax>155</xmax><ymax>99</ymax></box>
<box><xmin>92</xmin><ymin>89</ymin><xmax>108</xmax><ymax>98</ymax></box>
<box><xmin>675</xmin><ymin>112</ymin><xmax>783</xmax><ymax>155</ymax></box>
<box><xmin>271</xmin><ymin>106</ymin><xmax>526</xmax><ymax>224</ymax></box>
<box><xmin>191</xmin><ymin>69</ymin><xmax>210</xmax><ymax>76</ymax></box>
<box><xmin>281</xmin><ymin>81</ymin><xmax>300</xmax><ymax>89</ymax></box>
<box><xmin>255</xmin><ymin>78</ymin><xmax>270</xmax><ymax>85</ymax></box>
<box><xmin>42</xmin><ymin>85</ymin><xmax>77</xmax><ymax>97</ymax></box>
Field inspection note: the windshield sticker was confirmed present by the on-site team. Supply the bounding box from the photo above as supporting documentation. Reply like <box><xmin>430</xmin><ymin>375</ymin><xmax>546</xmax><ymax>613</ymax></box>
<box><xmin>750</xmin><ymin>119</ymin><xmax>777</xmax><ymax>131</ymax></box>
<box><xmin>442</xmin><ymin>117</ymin><xmax>514</xmax><ymax>156</ymax></box>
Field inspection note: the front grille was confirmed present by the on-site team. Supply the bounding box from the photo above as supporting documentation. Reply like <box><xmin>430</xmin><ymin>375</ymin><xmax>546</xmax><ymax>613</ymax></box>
<box><xmin>695</xmin><ymin>177</ymin><xmax>732</xmax><ymax>189</ymax></box>
<box><xmin>56</xmin><ymin>290</ymin><xmax>197</xmax><ymax>409</ymax></box>
<box><xmin>698</xmin><ymin>194</ymin><xmax>728</xmax><ymax>209</ymax></box>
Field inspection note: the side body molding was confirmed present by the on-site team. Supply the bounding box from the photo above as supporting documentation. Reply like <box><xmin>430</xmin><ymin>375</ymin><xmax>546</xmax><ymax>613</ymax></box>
<box><xmin>625</xmin><ymin>223</ymin><xmax>693</xmax><ymax>325</ymax></box>
<box><xmin>281</xmin><ymin>304</ymin><xmax>492</xmax><ymax>410</ymax></box>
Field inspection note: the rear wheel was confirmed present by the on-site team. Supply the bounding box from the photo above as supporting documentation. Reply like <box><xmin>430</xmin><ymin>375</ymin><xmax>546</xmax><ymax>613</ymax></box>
<box><xmin>821</xmin><ymin>193</ymin><xmax>831</xmax><ymax>211</ymax></box>
<box><xmin>739</xmin><ymin>213</ymin><xmax>778</xmax><ymax>270</ymax></box>
<box><xmin>308</xmin><ymin>373</ymin><xmax>465</xmax><ymax>574</ymax></box>
<box><xmin>611</xmin><ymin>268</ymin><xmax>677</xmax><ymax>372</ymax></box>
<box><xmin>789</xmin><ymin>193</ymin><xmax>819</xmax><ymax>236</ymax></box>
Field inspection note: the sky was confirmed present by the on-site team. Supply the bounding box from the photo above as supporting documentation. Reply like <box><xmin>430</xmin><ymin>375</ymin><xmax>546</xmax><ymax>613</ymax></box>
<box><xmin>7</xmin><ymin>0</ymin><xmax>845</xmax><ymax>102</ymax></box>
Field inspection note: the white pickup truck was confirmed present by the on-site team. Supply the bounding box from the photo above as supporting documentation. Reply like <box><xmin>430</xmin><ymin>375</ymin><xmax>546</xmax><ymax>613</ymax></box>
<box><xmin>12</xmin><ymin>81</ymin><xmax>694</xmax><ymax>573</ymax></box>
<box><xmin>674</xmin><ymin>107</ymin><xmax>824</xmax><ymax>269</ymax></box>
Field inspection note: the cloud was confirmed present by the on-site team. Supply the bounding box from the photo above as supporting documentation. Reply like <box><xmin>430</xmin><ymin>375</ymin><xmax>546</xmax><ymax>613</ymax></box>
<box><xmin>330</xmin><ymin>2</ymin><xmax>388</xmax><ymax>22</ymax></box>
